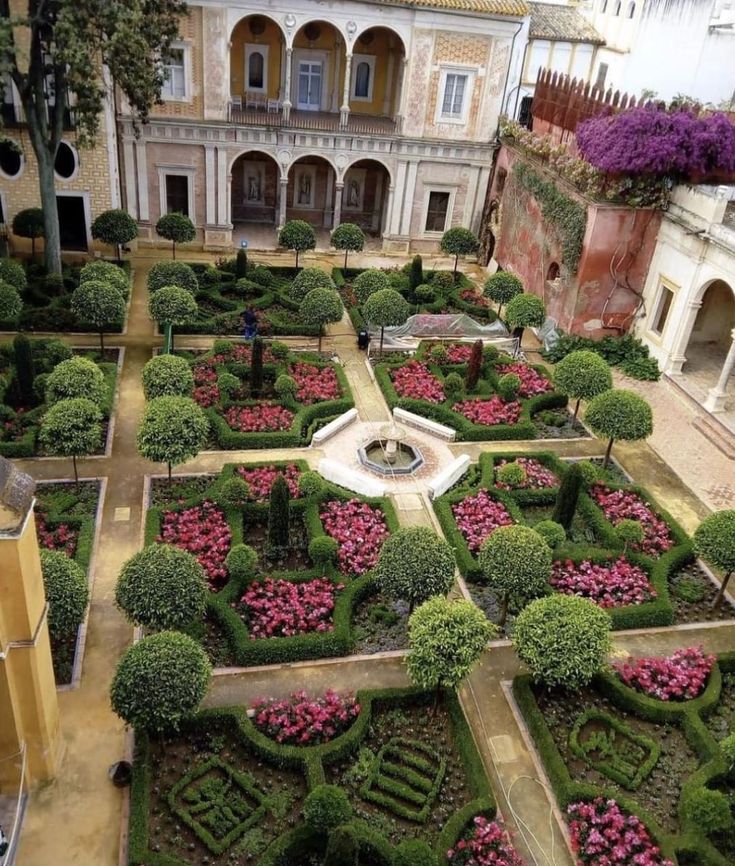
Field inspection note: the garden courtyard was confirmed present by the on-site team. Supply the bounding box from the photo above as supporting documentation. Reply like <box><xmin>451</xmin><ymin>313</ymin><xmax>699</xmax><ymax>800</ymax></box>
<box><xmin>6</xmin><ymin>244</ymin><xmax>735</xmax><ymax>866</ymax></box>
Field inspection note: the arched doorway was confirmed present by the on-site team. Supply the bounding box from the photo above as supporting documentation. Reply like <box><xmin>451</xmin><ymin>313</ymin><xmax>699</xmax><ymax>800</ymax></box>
<box><xmin>292</xmin><ymin>21</ymin><xmax>345</xmax><ymax>116</ymax></box>
<box><xmin>683</xmin><ymin>279</ymin><xmax>735</xmax><ymax>411</ymax></box>
<box><xmin>229</xmin><ymin>15</ymin><xmax>286</xmax><ymax>117</ymax></box>
<box><xmin>341</xmin><ymin>159</ymin><xmax>391</xmax><ymax>236</ymax></box>
<box><xmin>231</xmin><ymin>151</ymin><xmax>280</xmax><ymax>226</ymax></box>
<box><xmin>287</xmin><ymin>155</ymin><xmax>337</xmax><ymax>228</ymax></box>
<box><xmin>349</xmin><ymin>27</ymin><xmax>406</xmax><ymax>124</ymax></box>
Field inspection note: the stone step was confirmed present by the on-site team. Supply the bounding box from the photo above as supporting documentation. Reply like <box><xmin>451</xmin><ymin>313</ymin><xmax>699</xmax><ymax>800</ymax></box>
<box><xmin>693</xmin><ymin>413</ymin><xmax>735</xmax><ymax>459</ymax></box>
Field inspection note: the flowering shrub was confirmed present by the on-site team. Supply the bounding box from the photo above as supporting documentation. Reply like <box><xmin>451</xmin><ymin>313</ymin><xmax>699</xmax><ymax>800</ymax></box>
<box><xmin>252</xmin><ymin>689</ymin><xmax>360</xmax><ymax>744</ymax></box>
<box><xmin>36</xmin><ymin>513</ymin><xmax>78</xmax><ymax>558</ymax></box>
<box><xmin>614</xmin><ymin>646</ymin><xmax>715</xmax><ymax>701</ymax></box>
<box><xmin>568</xmin><ymin>798</ymin><xmax>674</xmax><ymax>866</ymax></box>
<box><xmin>158</xmin><ymin>501</ymin><xmax>232</xmax><ymax>587</ymax></box>
<box><xmin>447</xmin><ymin>816</ymin><xmax>523</xmax><ymax>866</ymax></box>
<box><xmin>452</xmin><ymin>490</ymin><xmax>514</xmax><ymax>553</ymax></box>
<box><xmin>289</xmin><ymin>362</ymin><xmax>341</xmax><ymax>404</ymax></box>
<box><xmin>319</xmin><ymin>499</ymin><xmax>390</xmax><ymax>575</ymax></box>
<box><xmin>590</xmin><ymin>485</ymin><xmax>674</xmax><ymax>557</ymax></box>
<box><xmin>453</xmin><ymin>397</ymin><xmax>521</xmax><ymax>426</ymax></box>
<box><xmin>240</xmin><ymin>577</ymin><xmax>341</xmax><ymax>638</ymax></box>
<box><xmin>551</xmin><ymin>557</ymin><xmax>655</xmax><ymax>607</ymax></box>
<box><xmin>495</xmin><ymin>458</ymin><xmax>558</xmax><ymax>490</ymax></box>
<box><xmin>496</xmin><ymin>363</ymin><xmax>552</xmax><ymax>398</ymax></box>
<box><xmin>1</xmin><ymin>408</ymin><xmax>29</xmax><ymax>442</ymax></box>
<box><xmin>459</xmin><ymin>288</ymin><xmax>490</xmax><ymax>309</ymax></box>
<box><xmin>193</xmin><ymin>383</ymin><xmax>220</xmax><ymax>408</ymax></box>
<box><xmin>236</xmin><ymin>464</ymin><xmax>301</xmax><ymax>500</ymax></box>
<box><xmin>224</xmin><ymin>403</ymin><xmax>294</xmax><ymax>432</ymax></box>
<box><xmin>391</xmin><ymin>361</ymin><xmax>445</xmax><ymax>403</ymax></box>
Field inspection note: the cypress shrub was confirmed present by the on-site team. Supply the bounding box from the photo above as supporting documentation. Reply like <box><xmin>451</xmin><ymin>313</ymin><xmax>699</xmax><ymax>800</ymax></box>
<box><xmin>267</xmin><ymin>474</ymin><xmax>290</xmax><ymax>552</ymax></box>
<box><xmin>551</xmin><ymin>463</ymin><xmax>583</xmax><ymax>530</ymax></box>
<box><xmin>250</xmin><ymin>336</ymin><xmax>264</xmax><ymax>396</ymax></box>
<box><xmin>409</xmin><ymin>254</ymin><xmax>424</xmax><ymax>290</ymax></box>
<box><xmin>235</xmin><ymin>248</ymin><xmax>248</xmax><ymax>278</ymax></box>
<box><xmin>466</xmin><ymin>339</ymin><xmax>483</xmax><ymax>390</ymax></box>
<box><xmin>13</xmin><ymin>333</ymin><xmax>35</xmax><ymax>406</ymax></box>
<box><xmin>323</xmin><ymin>826</ymin><xmax>358</xmax><ymax>866</ymax></box>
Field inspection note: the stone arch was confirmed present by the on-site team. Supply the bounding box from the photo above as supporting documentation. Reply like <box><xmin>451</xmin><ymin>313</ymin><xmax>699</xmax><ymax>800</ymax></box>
<box><xmin>229</xmin><ymin>13</ymin><xmax>287</xmax><ymax>45</ymax></box>
<box><xmin>287</xmin><ymin>154</ymin><xmax>338</xmax><ymax>228</ymax></box>
<box><xmin>293</xmin><ymin>18</ymin><xmax>349</xmax><ymax>48</ymax></box>
<box><xmin>340</xmin><ymin>158</ymin><xmax>392</xmax><ymax>236</ymax></box>
<box><xmin>344</xmin><ymin>154</ymin><xmax>393</xmax><ymax>185</ymax></box>
<box><xmin>231</xmin><ymin>150</ymin><xmax>281</xmax><ymax>226</ymax></box>
<box><xmin>229</xmin><ymin>14</ymin><xmax>288</xmax><ymax>109</ymax></box>
<box><xmin>353</xmin><ymin>24</ymin><xmax>408</xmax><ymax>56</ymax></box>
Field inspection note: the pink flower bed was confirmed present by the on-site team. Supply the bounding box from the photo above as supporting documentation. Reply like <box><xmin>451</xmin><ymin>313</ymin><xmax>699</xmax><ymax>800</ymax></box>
<box><xmin>236</xmin><ymin>464</ymin><xmax>301</xmax><ymax>500</ymax></box>
<box><xmin>447</xmin><ymin>817</ymin><xmax>523</xmax><ymax>866</ymax></box>
<box><xmin>495</xmin><ymin>458</ymin><xmax>558</xmax><ymax>490</ymax></box>
<box><xmin>614</xmin><ymin>646</ymin><xmax>715</xmax><ymax>701</ymax></box>
<box><xmin>429</xmin><ymin>343</ymin><xmax>474</xmax><ymax>364</ymax></box>
<box><xmin>290</xmin><ymin>362</ymin><xmax>341</xmax><ymax>404</ymax></box>
<box><xmin>452</xmin><ymin>490</ymin><xmax>514</xmax><ymax>553</ymax></box>
<box><xmin>453</xmin><ymin>397</ymin><xmax>521</xmax><ymax>426</ymax></box>
<box><xmin>240</xmin><ymin>577</ymin><xmax>341</xmax><ymax>638</ymax></box>
<box><xmin>193</xmin><ymin>383</ymin><xmax>220</xmax><ymax>408</ymax></box>
<box><xmin>391</xmin><ymin>361</ymin><xmax>445</xmax><ymax>403</ymax></box>
<box><xmin>224</xmin><ymin>403</ymin><xmax>294</xmax><ymax>432</ymax></box>
<box><xmin>252</xmin><ymin>689</ymin><xmax>360</xmax><ymax>744</ymax></box>
<box><xmin>590</xmin><ymin>485</ymin><xmax>674</xmax><ymax>558</ymax></box>
<box><xmin>319</xmin><ymin>499</ymin><xmax>390</xmax><ymax>575</ymax></box>
<box><xmin>459</xmin><ymin>288</ymin><xmax>490</xmax><ymax>308</ymax></box>
<box><xmin>36</xmin><ymin>513</ymin><xmax>78</xmax><ymax>558</ymax></box>
<box><xmin>568</xmin><ymin>798</ymin><xmax>673</xmax><ymax>866</ymax></box>
<box><xmin>551</xmin><ymin>557</ymin><xmax>655</xmax><ymax>607</ymax></box>
<box><xmin>158</xmin><ymin>501</ymin><xmax>232</xmax><ymax>588</ymax></box>
<box><xmin>496</xmin><ymin>363</ymin><xmax>552</xmax><ymax>398</ymax></box>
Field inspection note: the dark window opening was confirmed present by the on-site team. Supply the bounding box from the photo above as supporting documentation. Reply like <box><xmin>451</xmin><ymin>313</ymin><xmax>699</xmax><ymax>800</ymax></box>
<box><xmin>0</xmin><ymin>140</ymin><xmax>22</xmax><ymax>177</ymax></box>
<box><xmin>165</xmin><ymin>175</ymin><xmax>189</xmax><ymax>216</ymax></box>
<box><xmin>425</xmin><ymin>191</ymin><xmax>450</xmax><ymax>232</ymax></box>
<box><xmin>55</xmin><ymin>142</ymin><xmax>76</xmax><ymax>179</ymax></box>
<box><xmin>546</xmin><ymin>262</ymin><xmax>560</xmax><ymax>281</ymax></box>
<box><xmin>56</xmin><ymin>195</ymin><xmax>87</xmax><ymax>250</ymax></box>
<box><xmin>518</xmin><ymin>96</ymin><xmax>533</xmax><ymax>129</ymax></box>
<box><xmin>248</xmin><ymin>52</ymin><xmax>265</xmax><ymax>89</ymax></box>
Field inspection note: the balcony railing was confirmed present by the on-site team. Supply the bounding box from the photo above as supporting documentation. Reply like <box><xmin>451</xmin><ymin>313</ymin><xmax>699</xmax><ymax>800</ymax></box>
<box><xmin>228</xmin><ymin>106</ymin><xmax>399</xmax><ymax>136</ymax></box>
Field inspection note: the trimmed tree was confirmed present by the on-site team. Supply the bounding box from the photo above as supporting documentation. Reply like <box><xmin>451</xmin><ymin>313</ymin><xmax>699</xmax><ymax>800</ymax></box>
<box><xmin>551</xmin><ymin>463</ymin><xmax>583</xmax><ymax>531</ymax></box>
<box><xmin>91</xmin><ymin>209</ymin><xmax>138</xmax><ymax>261</ymax></box>
<box><xmin>513</xmin><ymin>594</ymin><xmax>611</xmax><ymax>690</ymax></box>
<box><xmin>279</xmin><ymin>219</ymin><xmax>316</xmax><ymax>267</ymax></box>
<box><xmin>483</xmin><ymin>271</ymin><xmax>523</xmax><ymax>316</ymax></box>
<box><xmin>235</xmin><ymin>248</ymin><xmax>248</xmax><ymax>278</ymax></box>
<box><xmin>115</xmin><ymin>544</ymin><xmax>207</xmax><ymax>631</ymax></box>
<box><xmin>504</xmin><ymin>293</ymin><xmax>546</xmax><ymax>345</ymax></box>
<box><xmin>374</xmin><ymin>527</ymin><xmax>456</xmax><ymax>612</ymax></box>
<box><xmin>409</xmin><ymin>255</ymin><xmax>424</xmax><ymax>291</ymax></box>
<box><xmin>80</xmin><ymin>261</ymin><xmax>130</xmax><ymax>298</ymax></box>
<box><xmin>45</xmin><ymin>356</ymin><xmax>105</xmax><ymax>406</ymax></box>
<box><xmin>353</xmin><ymin>269</ymin><xmax>389</xmax><ymax>305</ymax></box>
<box><xmin>585</xmin><ymin>388</ymin><xmax>653</xmax><ymax>468</ymax></box>
<box><xmin>0</xmin><ymin>281</ymin><xmax>22</xmax><ymax>321</ymax></box>
<box><xmin>13</xmin><ymin>334</ymin><xmax>35</xmax><ymax>405</ymax></box>
<box><xmin>137</xmin><ymin>396</ymin><xmax>209</xmax><ymax>482</ymax></box>
<box><xmin>39</xmin><ymin>549</ymin><xmax>89</xmax><ymax>641</ymax></box>
<box><xmin>142</xmin><ymin>354</ymin><xmax>194</xmax><ymax>399</ymax></box>
<box><xmin>267</xmin><ymin>473</ymin><xmax>291</xmax><ymax>553</ymax></box>
<box><xmin>250</xmin><ymin>336</ymin><xmax>264</xmax><ymax>396</ymax></box>
<box><xmin>216</xmin><ymin>477</ymin><xmax>251</xmax><ymax>509</ymax></box>
<box><xmin>156</xmin><ymin>212</ymin><xmax>195</xmax><ymax>260</ymax></box>
<box><xmin>12</xmin><ymin>208</ymin><xmax>45</xmax><ymax>261</ymax></box>
<box><xmin>289</xmin><ymin>267</ymin><xmax>334</xmax><ymax>303</ymax></box>
<box><xmin>147</xmin><ymin>261</ymin><xmax>198</xmax><ymax>295</ymax></box>
<box><xmin>466</xmin><ymin>339</ymin><xmax>484</xmax><ymax>390</ymax></box>
<box><xmin>0</xmin><ymin>259</ymin><xmax>27</xmax><ymax>291</ymax></box>
<box><xmin>553</xmin><ymin>350</ymin><xmax>612</xmax><ymax>420</ymax></box>
<box><xmin>70</xmin><ymin>279</ymin><xmax>126</xmax><ymax>354</ymax></box>
<box><xmin>440</xmin><ymin>227</ymin><xmax>479</xmax><ymax>280</ymax></box>
<box><xmin>148</xmin><ymin>285</ymin><xmax>198</xmax><ymax>353</ymax></box>
<box><xmin>39</xmin><ymin>397</ymin><xmax>102</xmax><ymax>484</ymax></box>
<box><xmin>331</xmin><ymin>222</ymin><xmax>365</xmax><ymax>268</ymax></box>
<box><xmin>362</xmin><ymin>288</ymin><xmax>410</xmax><ymax>358</ymax></box>
<box><xmin>693</xmin><ymin>510</ymin><xmax>735</xmax><ymax>609</ymax></box>
<box><xmin>478</xmin><ymin>525</ymin><xmax>552</xmax><ymax>626</ymax></box>
<box><xmin>406</xmin><ymin>596</ymin><xmax>496</xmax><ymax>710</ymax></box>
<box><xmin>303</xmin><ymin>785</ymin><xmax>353</xmax><ymax>833</ymax></box>
<box><xmin>110</xmin><ymin>631</ymin><xmax>211</xmax><ymax>734</ymax></box>
<box><xmin>300</xmin><ymin>287</ymin><xmax>343</xmax><ymax>353</ymax></box>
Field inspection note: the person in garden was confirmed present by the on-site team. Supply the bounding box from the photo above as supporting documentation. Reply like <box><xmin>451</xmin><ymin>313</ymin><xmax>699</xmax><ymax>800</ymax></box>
<box><xmin>243</xmin><ymin>306</ymin><xmax>258</xmax><ymax>340</ymax></box>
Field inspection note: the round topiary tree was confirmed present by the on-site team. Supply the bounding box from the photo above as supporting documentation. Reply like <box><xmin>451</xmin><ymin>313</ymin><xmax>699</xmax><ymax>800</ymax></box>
<box><xmin>553</xmin><ymin>350</ymin><xmax>613</xmax><ymax>420</ymax></box>
<box><xmin>39</xmin><ymin>549</ymin><xmax>89</xmax><ymax>640</ymax></box>
<box><xmin>12</xmin><ymin>207</ymin><xmax>45</xmax><ymax>261</ymax></box>
<box><xmin>478</xmin><ymin>525</ymin><xmax>552</xmax><ymax>625</ymax></box>
<box><xmin>693</xmin><ymin>510</ymin><xmax>735</xmax><ymax>609</ymax></box>
<box><xmin>274</xmin><ymin>373</ymin><xmax>297</xmax><ymax>400</ymax></box>
<box><xmin>682</xmin><ymin>788</ymin><xmax>733</xmax><ymax>835</ymax></box>
<box><xmin>374</xmin><ymin>526</ymin><xmax>456</xmax><ymax>612</ymax></box>
<box><xmin>147</xmin><ymin>261</ymin><xmax>198</xmax><ymax>295</ymax></box>
<box><xmin>0</xmin><ymin>281</ymin><xmax>23</xmax><ymax>321</ymax></box>
<box><xmin>497</xmin><ymin>372</ymin><xmax>521</xmax><ymax>403</ymax></box>
<box><xmin>352</xmin><ymin>269</ymin><xmax>390</xmax><ymax>305</ymax></box>
<box><xmin>70</xmin><ymin>279</ymin><xmax>126</xmax><ymax>353</ymax></box>
<box><xmin>289</xmin><ymin>267</ymin><xmax>334</xmax><ymax>303</ymax></box>
<box><xmin>299</xmin><ymin>287</ymin><xmax>343</xmax><ymax>353</ymax></box>
<box><xmin>216</xmin><ymin>476</ymin><xmax>251</xmax><ymax>508</ymax></box>
<box><xmin>513</xmin><ymin>594</ymin><xmax>611</xmax><ymax>690</ymax></box>
<box><xmin>115</xmin><ymin>544</ymin><xmax>207</xmax><ymax>631</ymax></box>
<box><xmin>0</xmin><ymin>258</ymin><xmax>27</xmax><ymax>291</ymax></box>
<box><xmin>406</xmin><ymin>596</ymin><xmax>496</xmax><ymax>710</ymax></box>
<box><xmin>278</xmin><ymin>219</ymin><xmax>316</xmax><ymax>267</ymax></box>
<box><xmin>79</xmin><ymin>261</ymin><xmax>130</xmax><ymax>298</ymax></box>
<box><xmin>585</xmin><ymin>388</ymin><xmax>653</xmax><ymax>468</ymax></box>
<box><xmin>395</xmin><ymin>840</ymin><xmax>435</xmax><ymax>866</ymax></box>
<box><xmin>224</xmin><ymin>544</ymin><xmax>259</xmax><ymax>581</ymax></box>
<box><xmin>39</xmin><ymin>397</ymin><xmax>102</xmax><ymax>484</ymax></box>
<box><xmin>362</xmin><ymin>288</ymin><xmax>410</xmax><ymax>358</ymax></box>
<box><xmin>298</xmin><ymin>470</ymin><xmax>324</xmax><ymax>498</ymax></box>
<box><xmin>504</xmin><ymin>293</ymin><xmax>546</xmax><ymax>345</ymax></box>
<box><xmin>148</xmin><ymin>285</ymin><xmax>198</xmax><ymax>352</ymax></box>
<box><xmin>534</xmin><ymin>519</ymin><xmax>566</xmax><ymax>550</ymax></box>
<box><xmin>155</xmin><ymin>212</ymin><xmax>196</xmax><ymax>259</ymax></box>
<box><xmin>303</xmin><ymin>785</ymin><xmax>353</xmax><ymax>833</ymax></box>
<box><xmin>483</xmin><ymin>271</ymin><xmax>523</xmax><ymax>316</ymax></box>
<box><xmin>45</xmin><ymin>356</ymin><xmax>105</xmax><ymax>406</ymax></box>
<box><xmin>443</xmin><ymin>372</ymin><xmax>464</xmax><ymax>400</ymax></box>
<box><xmin>331</xmin><ymin>222</ymin><xmax>365</xmax><ymax>269</ymax></box>
<box><xmin>137</xmin><ymin>396</ymin><xmax>209</xmax><ymax>482</ymax></box>
<box><xmin>440</xmin><ymin>227</ymin><xmax>479</xmax><ymax>280</ymax></box>
<box><xmin>308</xmin><ymin>535</ymin><xmax>339</xmax><ymax>565</ymax></box>
<box><xmin>91</xmin><ymin>208</ymin><xmax>138</xmax><ymax>261</ymax></box>
<box><xmin>616</xmin><ymin>519</ymin><xmax>644</xmax><ymax>553</ymax></box>
<box><xmin>142</xmin><ymin>354</ymin><xmax>194</xmax><ymax>399</ymax></box>
<box><xmin>110</xmin><ymin>631</ymin><xmax>211</xmax><ymax>734</ymax></box>
<box><xmin>496</xmin><ymin>461</ymin><xmax>527</xmax><ymax>488</ymax></box>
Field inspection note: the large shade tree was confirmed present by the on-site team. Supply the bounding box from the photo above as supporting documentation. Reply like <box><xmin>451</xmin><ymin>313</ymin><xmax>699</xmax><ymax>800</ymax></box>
<box><xmin>0</xmin><ymin>0</ymin><xmax>187</xmax><ymax>275</ymax></box>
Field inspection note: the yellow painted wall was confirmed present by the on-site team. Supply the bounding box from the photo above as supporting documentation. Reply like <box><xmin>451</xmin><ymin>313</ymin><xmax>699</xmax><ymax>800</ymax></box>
<box><xmin>293</xmin><ymin>23</ymin><xmax>346</xmax><ymax>108</ymax></box>
<box><xmin>230</xmin><ymin>16</ymin><xmax>284</xmax><ymax>101</ymax></box>
<box><xmin>349</xmin><ymin>28</ymin><xmax>403</xmax><ymax>117</ymax></box>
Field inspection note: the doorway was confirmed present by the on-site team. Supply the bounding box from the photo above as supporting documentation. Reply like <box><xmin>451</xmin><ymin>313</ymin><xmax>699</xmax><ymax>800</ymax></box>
<box><xmin>297</xmin><ymin>61</ymin><xmax>322</xmax><ymax>111</ymax></box>
<box><xmin>56</xmin><ymin>195</ymin><xmax>88</xmax><ymax>250</ymax></box>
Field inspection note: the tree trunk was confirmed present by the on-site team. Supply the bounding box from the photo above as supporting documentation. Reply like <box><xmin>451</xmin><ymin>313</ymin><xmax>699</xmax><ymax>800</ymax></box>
<box><xmin>379</xmin><ymin>326</ymin><xmax>385</xmax><ymax>358</ymax></box>
<box><xmin>72</xmin><ymin>454</ymin><xmax>79</xmax><ymax>486</ymax></box>
<box><xmin>170</xmin><ymin>328</ymin><xmax>175</xmax><ymax>354</ymax></box>
<box><xmin>99</xmin><ymin>330</ymin><xmax>105</xmax><ymax>355</ymax></box>
<box><xmin>603</xmin><ymin>437</ymin><xmax>614</xmax><ymax>469</ymax></box>
<box><xmin>713</xmin><ymin>571</ymin><xmax>732</xmax><ymax>610</ymax></box>
<box><xmin>499</xmin><ymin>592</ymin><xmax>509</xmax><ymax>627</ymax></box>
<box><xmin>31</xmin><ymin>236</ymin><xmax>36</xmax><ymax>261</ymax></box>
<box><xmin>497</xmin><ymin>303</ymin><xmax>503</xmax><ymax>317</ymax></box>
<box><xmin>344</xmin><ymin>249</ymin><xmax>348</xmax><ymax>269</ymax></box>
<box><xmin>117</xmin><ymin>242</ymin><xmax>122</xmax><ymax>264</ymax></box>
<box><xmin>453</xmin><ymin>254</ymin><xmax>459</xmax><ymax>280</ymax></box>
<box><xmin>433</xmin><ymin>683</ymin><xmax>441</xmax><ymax>716</ymax></box>
<box><xmin>172</xmin><ymin>240</ymin><xmax>176</xmax><ymax>260</ymax></box>
<box><xmin>36</xmin><ymin>149</ymin><xmax>63</xmax><ymax>276</ymax></box>
<box><xmin>168</xmin><ymin>461</ymin><xmax>172</xmax><ymax>483</ymax></box>
<box><xmin>317</xmin><ymin>325</ymin><xmax>323</xmax><ymax>353</ymax></box>
<box><xmin>295</xmin><ymin>249</ymin><xmax>300</xmax><ymax>268</ymax></box>
<box><xmin>573</xmin><ymin>397</ymin><xmax>581</xmax><ymax>421</ymax></box>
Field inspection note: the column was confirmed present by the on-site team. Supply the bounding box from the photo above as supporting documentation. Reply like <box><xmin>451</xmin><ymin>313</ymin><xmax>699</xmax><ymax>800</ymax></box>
<box><xmin>134</xmin><ymin>139</ymin><xmax>149</xmax><ymax>222</ymax></box>
<box><xmin>282</xmin><ymin>49</ymin><xmax>293</xmax><ymax>122</ymax></box>
<box><xmin>383</xmin><ymin>47</ymin><xmax>395</xmax><ymax>116</ymax></box>
<box><xmin>205</xmin><ymin>145</ymin><xmax>216</xmax><ymax>225</ymax></box>
<box><xmin>340</xmin><ymin>53</ymin><xmax>352</xmax><ymax>128</ymax></box>
<box><xmin>399</xmin><ymin>161</ymin><xmax>418</xmax><ymax>237</ymax></box>
<box><xmin>122</xmin><ymin>138</ymin><xmax>138</xmax><ymax>220</ymax></box>
<box><xmin>383</xmin><ymin>185</ymin><xmax>395</xmax><ymax>238</ymax></box>
<box><xmin>216</xmin><ymin>146</ymin><xmax>229</xmax><ymax>226</ymax></box>
<box><xmin>278</xmin><ymin>176</ymin><xmax>289</xmax><ymax>229</ymax></box>
<box><xmin>324</xmin><ymin>171</ymin><xmax>335</xmax><ymax>228</ymax></box>
<box><xmin>389</xmin><ymin>161</ymin><xmax>407</xmax><ymax>236</ymax></box>
<box><xmin>395</xmin><ymin>58</ymin><xmax>408</xmax><ymax>130</ymax></box>
<box><xmin>667</xmin><ymin>299</ymin><xmax>702</xmax><ymax>375</ymax></box>
<box><xmin>704</xmin><ymin>328</ymin><xmax>735</xmax><ymax>413</ymax></box>
<box><xmin>333</xmin><ymin>182</ymin><xmax>344</xmax><ymax>229</ymax></box>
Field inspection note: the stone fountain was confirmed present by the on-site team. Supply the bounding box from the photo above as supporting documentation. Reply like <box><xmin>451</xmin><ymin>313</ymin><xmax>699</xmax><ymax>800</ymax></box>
<box><xmin>357</xmin><ymin>420</ymin><xmax>424</xmax><ymax>475</ymax></box>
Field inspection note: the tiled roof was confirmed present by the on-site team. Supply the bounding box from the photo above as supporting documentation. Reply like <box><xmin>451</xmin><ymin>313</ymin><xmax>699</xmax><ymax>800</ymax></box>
<box><xmin>376</xmin><ymin>0</ymin><xmax>528</xmax><ymax>17</ymax></box>
<box><xmin>529</xmin><ymin>2</ymin><xmax>605</xmax><ymax>42</ymax></box>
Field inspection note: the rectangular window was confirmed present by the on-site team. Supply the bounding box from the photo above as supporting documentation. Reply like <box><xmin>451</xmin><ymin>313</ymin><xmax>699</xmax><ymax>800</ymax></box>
<box><xmin>165</xmin><ymin>174</ymin><xmax>189</xmax><ymax>216</ymax></box>
<box><xmin>162</xmin><ymin>48</ymin><xmax>186</xmax><ymax>99</ymax></box>
<box><xmin>650</xmin><ymin>285</ymin><xmax>674</xmax><ymax>336</ymax></box>
<box><xmin>441</xmin><ymin>73</ymin><xmax>468</xmax><ymax>119</ymax></box>
<box><xmin>425</xmin><ymin>191</ymin><xmax>450</xmax><ymax>233</ymax></box>
<box><xmin>351</xmin><ymin>55</ymin><xmax>375</xmax><ymax>102</ymax></box>
<box><xmin>245</xmin><ymin>45</ymin><xmax>269</xmax><ymax>94</ymax></box>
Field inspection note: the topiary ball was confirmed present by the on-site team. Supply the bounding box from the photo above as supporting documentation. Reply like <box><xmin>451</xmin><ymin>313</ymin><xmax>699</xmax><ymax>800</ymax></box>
<box><xmin>575</xmin><ymin>460</ymin><xmax>601</xmax><ymax>486</ymax></box>
<box><xmin>224</xmin><ymin>544</ymin><xmax>259</xmax><ymax>580</ymax></box>
<box><xmin>216</xmin><ymin>477</ymin><xmax>251</xmax><ymax>508</ymax></box>
<box><xmin>496</xmin><ymin>461</ymin><xmax>527</xmax><ymax>488</ymax></box>
<box><xmin>142</xmin><ymin>354</ymin><xmax>194</xmax><ymax>400</ymax></box>
<box><xmin>395</xmin><ymin>839</ymin><xmax>435</xmax><ymax>866</ymax></box>
<box><xmin>683</xmin><ymin>788</ymin><xmax>733</xmax><ymax>834</ymax></box>
<box><xmin>534</xmin><ymin>520</ymin><xmax>566</xmax><ymax>549</ymax></box>
<box><xmin>497</xmin><ymin>373</ymin><xmax>521</xmax><ymax>402</ymax></box>
<box><xmin>309</xmin><ymin>536</ymin><xmax>339</xmax><ymax>564</ymax></box>
<box><xmin>303</xmin><ymin>785</ymin><xmax>353</xmax><ymax>833</ymax></box>
<box><xmin>40</xmin><ymin>549</ymin><xmax>89</xmax><ymax>639</ymax></box>
<box><xmin>298</xmin><ymin>470</ymin><xmax>324</xmax><ymax>498</ymax></box>
<box><xmin>216</xmin><ymin>371</ymin><xmax>240</xmax><ymax>397</ymax></box>
<box><xmin>443</xmin><ymin>372</ymin><xmax>464</xmax><ymax>399</ymax></box>
<box><xmin>616</xmin><ymin>518</ymin><xmax>644</xmax><ymax>548</ymax></box>
<box><xmin>274</xmin><ymin>374</ymin><xmax>297</xmax><ymax>399</ymax></box>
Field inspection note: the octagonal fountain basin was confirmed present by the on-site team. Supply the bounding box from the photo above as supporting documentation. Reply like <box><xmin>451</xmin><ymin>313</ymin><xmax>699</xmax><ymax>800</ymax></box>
<box><xmin>358</xmin><ymin>439</ymin><xmax>424</xmax><ymax>476</ymax></box>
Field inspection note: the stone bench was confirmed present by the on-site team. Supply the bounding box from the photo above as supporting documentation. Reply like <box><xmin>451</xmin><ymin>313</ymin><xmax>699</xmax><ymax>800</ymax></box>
<box><xmin>427</xmin><ymin>454</ymin><xmax>472</xmax><ymax>499</ymax></box>
<box><xmin>393</xmin><ymin>408</ymin><xmax>456</xmax><ymax>441</ymax></box>
<box><xmin>317</xmin><ymin>458</ymin><xmax>387</xmax><ymax>498</ymax></box>
<box><xmin>311</xmin><ymin>408</ymin><xmax>359</xmax><ymax>446</ymax></box>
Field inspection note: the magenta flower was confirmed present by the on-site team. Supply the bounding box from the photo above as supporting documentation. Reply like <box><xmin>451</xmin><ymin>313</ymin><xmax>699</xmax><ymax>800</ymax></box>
<box><xmin>240</xmin><ymin>577</ymin><xmax>341</xmax><ymax>638</ymax></box>
<box><xmin>224</xmin><ymin>402</ymin><xmax>294</xmax><ymax>432</ymax></box>
<box><xmin>447</xmin><ymin>816</ymin><xmax>523</xmax><ymax>865</ymax></box>
<box><xmin>453</xmin><ymin>397</ymin><xmax>521</xmax><ymax>426</ymax></box>
<box><xmin>551</xmin><ymin>556</ymin><xmax>655</xmax><ymax>607</ymax></box>
<box><xmin>496</xmin><ymin>363</ymin><xmax>552</xmax><ymax>397</ymax></box>
<box><xmin>614</xmin><ymin>646</ymin><xmax>715</xmax><ymax>701</ymax></box>
<box><xmin>452</xmin><ymin>490</ymin><xmax>514</xmax><ymax>553</ymax></box>
<box><xmin>391</xmin><ymin>361</ymin><xmax>445</xmax><ymax>403</ymax></box>
<box><xmin>495</xmin><ymin>458</ymin><xmax>558</xmax><ymax>490</ymax></box>
<box><xmin>251</xmin><ymin>689</ymin><xmax>360</xmax><ymax>745</ymax></box>
<box><xmin>289</xmin><ymin>362</ymin><xmax>342</xmax><ymax>404</ymax></box>
<box><xmin>320</xmin><ymin>499</ymin><xmax>390</xmax><ymax>575</ymax></box>
<box><xmin>157</xmin><ymin>500</ymin><xmax>232</xmax><ymax>588</ymax></box>
<box><xmin>236</xmin><ymin>464</ymin><xmax>301</xmax><ymax>500</ymax></box>
<box><xmin>591</xmin><ymin>485</ymin><xmax>674</xmax><ymax>558</ymax></box>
